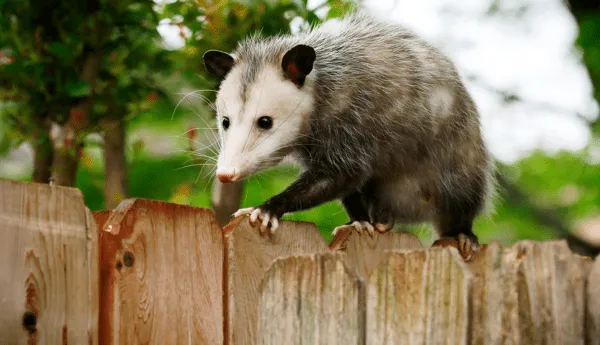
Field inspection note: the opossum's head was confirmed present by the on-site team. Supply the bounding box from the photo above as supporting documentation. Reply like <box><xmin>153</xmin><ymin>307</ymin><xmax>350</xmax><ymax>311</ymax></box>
<box><xmin>203</xmin><ymin>45</ymin><xmax>316</xmax><ymax>183</ymax></box>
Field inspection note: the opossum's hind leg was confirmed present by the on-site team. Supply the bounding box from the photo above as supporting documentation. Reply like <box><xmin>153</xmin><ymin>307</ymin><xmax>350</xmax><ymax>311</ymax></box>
<box><xmin>433</xmin><ymin>172</ymin><xmax>486</xmax><ymax>261</ymax></box>
<box><xmin>333</xmin><ymin>191</ymin><xmax>376</xmax><ymax>236</ymax></box>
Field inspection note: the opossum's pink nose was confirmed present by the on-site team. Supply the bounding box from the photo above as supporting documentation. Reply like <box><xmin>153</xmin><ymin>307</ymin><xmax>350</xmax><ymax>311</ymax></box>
<box><xmin>216</xmin><ymin>168</ymin><xmax>239</xmax><ymax>183</ymax></box>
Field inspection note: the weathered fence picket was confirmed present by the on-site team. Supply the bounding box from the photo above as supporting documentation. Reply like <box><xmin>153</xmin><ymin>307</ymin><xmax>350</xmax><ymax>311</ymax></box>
<box><xmin>223</xmin><ymin>217</ymin><xmax>329</xmax><ymax>345</ymax></box>
<box><xmin>257</xmin><ymin>252</ymin><xmax>365</xmax><ymax>345</ymax></box>
<box><xmin>367</xmin><ymin>247</ymin><xmax>472</xmax><ymax>345</ymax></box>
<box><xmin>0</xmin><ymin>179</ymin><xmax>98</xmax><ymax>344</ymax></box>
<box><xmin>94</xmin><ymin>198</ymin><xmax>224</xmax><ymax>345</ymax></box>
<box><xmin>506</xmin><ymin>241</ymin><xmax>588</xmax><ymax>345</ymax></box>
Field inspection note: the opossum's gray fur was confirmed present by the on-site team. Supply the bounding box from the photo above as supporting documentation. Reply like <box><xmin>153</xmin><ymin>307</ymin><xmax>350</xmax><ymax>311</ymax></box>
<box><xmin>220</xmin><ymin>11</ymin><xmax>495</xmax><ymax>242</ymax></box>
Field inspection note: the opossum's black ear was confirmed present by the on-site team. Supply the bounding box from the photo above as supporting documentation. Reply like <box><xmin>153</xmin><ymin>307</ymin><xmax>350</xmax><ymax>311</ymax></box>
<box><xmin>203</xmin><ymin>50</ymin><xmax>235</xmax><ymax>79</ymax></box>
<box><xmin>282</xmin><ymin>44</ymin><xmax>316</xmax><ymax>87</ymax></box>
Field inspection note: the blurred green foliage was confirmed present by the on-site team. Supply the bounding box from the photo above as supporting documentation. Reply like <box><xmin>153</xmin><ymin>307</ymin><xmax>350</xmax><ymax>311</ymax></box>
<box><xmin>1</xmin><ymin>0</ymin><xmax>599</xmax><ymax>246</ymax></box>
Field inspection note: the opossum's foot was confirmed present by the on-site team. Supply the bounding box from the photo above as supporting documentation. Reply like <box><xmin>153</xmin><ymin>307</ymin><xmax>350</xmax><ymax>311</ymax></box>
<box><xmin>332</xmin><ymin>221</ymin><xmax>375</xmax><ymax>236</ymax></box>
<box><xmin>374</xmin><ymin>222</ymin><xmax>394</xmax><ymax>233</ymax></box>
<box><xmin>433</xmin><ymin>233</ymin><xmax>480</xmax><ymax>261</ymax></box>
<box><xmin>233</xmin><ymin>207</ymin><xmax>280</xmax><ymax>235</ymax></box>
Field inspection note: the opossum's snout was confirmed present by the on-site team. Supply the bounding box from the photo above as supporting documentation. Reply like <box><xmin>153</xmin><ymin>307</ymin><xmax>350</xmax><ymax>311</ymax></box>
<box><xmin>216</xmin><ymin>167</ymin><xmax>239</xmax><ymax>183</ymax></box>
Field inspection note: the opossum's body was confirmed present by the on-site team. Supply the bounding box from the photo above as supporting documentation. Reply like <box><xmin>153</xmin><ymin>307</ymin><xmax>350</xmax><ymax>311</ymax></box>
<box><xmin>204</xmin><ymin>12</ymin><xmax>494</xmax><ymax>254</ymax></box>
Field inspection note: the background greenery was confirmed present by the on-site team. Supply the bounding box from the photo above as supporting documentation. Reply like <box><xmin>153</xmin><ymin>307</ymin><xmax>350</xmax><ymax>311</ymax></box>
<box><xmin>1</xmin><ymin>0</ymin><xmax>598</xmax><ymax>250</ymax></box>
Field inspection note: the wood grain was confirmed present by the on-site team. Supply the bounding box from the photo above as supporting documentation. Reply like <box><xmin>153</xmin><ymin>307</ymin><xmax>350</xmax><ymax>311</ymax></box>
<box><xmin>257</xmin><ymin>252</ymin><xmax>365</xmax><ymax>345</ymax></box>
<box><xmin>94</xmin><ymin>198</ymin><xmax>223</xmax><ymax>345</ymax></box>
<box><xmin>588</xmin><ymin>255</ymin><xmax>600</xmax><ymax>345</ymax></box>
<box><xmin>467</xmin><ymin>241</ymin><xmax>512</xmax><ymax>345</ymax></box>
<box><xmin>367</xmin><ymin>247</ymin><xmax>472</xmax><ymax>345</ymax></box>
<box><xmin>224</xmin><ymin>216</ymin><xmax>329</xmax><ymax>345</ymax></box>
<box><xmin>0</xmin><ymin>179</ymin><xmax>98</xmax><ymax>345</ymax></box>
<box><xmin>511</xmin><ymin>240</ymin><xmax>587</xmax><ymax>345</ymax></box>
<box><xmin>330</xmin><ymin>227</ymin><xmax>423</xmax><ymax>279</ymax></box>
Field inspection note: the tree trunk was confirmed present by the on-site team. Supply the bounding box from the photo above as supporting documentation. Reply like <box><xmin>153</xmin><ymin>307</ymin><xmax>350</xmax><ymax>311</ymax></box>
<box><xmin>49</xmin><ymin>52</ymin><xmax>101</xmax><ymax>187</ymax></box>
<box><xmin>50</xmin><ymin>129</ymin><xmax>82</xmax><ymax>187</ymax></box>
<box><xmin>212</xmin><ymin>180</ymin><xmax>244</xmax><ymax>227</ymax></box>
<box><xmin>102</xmin><ymin>118</ymin><xmax>128</xmax><ymax>209</ymax></box>
<box><xmin>32</xmin><ymin>133</ymin><xmax>53</xmax><ymax>184</ymax></box>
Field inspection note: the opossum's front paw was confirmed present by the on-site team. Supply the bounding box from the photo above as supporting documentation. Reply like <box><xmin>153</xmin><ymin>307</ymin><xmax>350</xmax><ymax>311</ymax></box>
<box><xmin>233</xmin><ymin>207</ymin><xmax>280</xmax><ymax>235</ymax></box>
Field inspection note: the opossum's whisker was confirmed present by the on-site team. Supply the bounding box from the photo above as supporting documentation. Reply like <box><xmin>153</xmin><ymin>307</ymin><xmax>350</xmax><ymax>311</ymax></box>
<box><xmin>175</xmin><ymin>163</ymin><xmax>218</xmax><ymax>171</ymax></box>
<box><xmin>188</xmin><ymin>95</ymin><xmax>216</xmax><ymax>110</ymax></box>
<box><xmin>172</xmin><ymin>89</ymin><xmax>217</xmax><ymax>119</ymax></box>
<box><xmin>189</xmin><ymin>109</ymin><xmax>222</xmax><ymax>151</ymax></box>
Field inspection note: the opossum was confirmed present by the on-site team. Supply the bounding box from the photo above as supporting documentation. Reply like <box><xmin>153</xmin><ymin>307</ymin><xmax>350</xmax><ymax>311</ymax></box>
<box><xmin>203</xmin><ymin>11</ymin><xmax>495</xmax><ymax>258</ymax></box>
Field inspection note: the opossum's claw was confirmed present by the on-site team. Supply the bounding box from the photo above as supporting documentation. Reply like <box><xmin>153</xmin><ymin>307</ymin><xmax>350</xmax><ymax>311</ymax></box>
<box><xmin>457</xmin><ymin>233</ymin><xmax>479</xmax><ymax>262</ymax></box>
<box><xmin>351</xmin><ymin>221</ymin><xmax>376</xmax><ymax>236</ymax></box>
<box><xmin>240</xmin><ymin>207</ymin><xmax>279</xmax><ymax>235</ymax></box>
<box><xmin>332</xmin><ymin>224</ymin><xmax>351</xmax><ymax>236</ymax></box>
<box><xmin>433</xmin><ymin>233</ymin><xmax>480</xmax><ymax>262</ymax></box>
<box><xmin>250</xmin><ymin>208</ymin><xmax>262</xmax><ymax>225</ymax></box>
<box><xmin>233</xmin><ymin>207</ymin><xmax>255</xmax><ymax>218</ymax></box>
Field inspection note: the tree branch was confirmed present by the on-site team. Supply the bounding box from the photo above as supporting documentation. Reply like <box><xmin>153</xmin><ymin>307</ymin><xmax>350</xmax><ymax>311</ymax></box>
<box><xmin>496</xmin><ymin>171</ymin><xmax>599</xmax><ymax>256</ymax></box>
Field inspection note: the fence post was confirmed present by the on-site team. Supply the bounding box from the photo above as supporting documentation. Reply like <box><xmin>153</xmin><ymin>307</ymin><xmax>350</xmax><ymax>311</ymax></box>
<box><xmin>367</xmin><ymin>247</ymin><xmax>472</xmax><ymax>345</ymax></box>
<box><xmin>257</xmin><ymin>252</ymin><xmax>365</xmax><ymax>345</ymax></box>
<box><xmin>223</xmin><ymin>216</ymin><xmax>329</xmax><ymax>345</ymax></box>
<box><xmin>0</xmin><ymin>179</ymin><xmax>98</xmax><ymax>344</ymax></box>
<box><xmin>94</xmin><ymin>198</ymin><xmax>224</xmax><ymax>345</ymax></box>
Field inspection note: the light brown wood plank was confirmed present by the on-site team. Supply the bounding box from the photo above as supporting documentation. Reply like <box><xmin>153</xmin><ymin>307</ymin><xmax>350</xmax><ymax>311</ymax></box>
<box><xmin>467</xmin><ymin>241</ymin><xmax>513</xmax><ymax>345</ymax></box>
<box><xmin>330</xmin><ymin>227</ymin><xmax>423</xmax><ymax>279</ymax></box>
<box><xmin>511</xmin><ymin>240</ymin><xmax>587</xmax><ymax>345</ymax></box>
<box><xmin>367</xmin><ymin>247</ymin><xmax>472</xmax><ymax>345</ymax></box>
<box><xmin>224</xmin><ymin>216</ymin><xmax>329</xmax><ymax>345</ymax></box>
<box><xmin>257</xmin><ymin>252</ymin><xmax>365</xmax><ymax>345</ymax></box>
<box><xmin>95</xmin><ymin>199</ymin><xmax>223</xmax><ymax>345</ymax></box>
<box><xmin>0</xmin><ymin>179</ymin><xmax>98</xmax><ymax>345</ymax></box>
<box><xmin>588</xmin><ymin>255</ymin><xmax>600</xmax><ymax>345</ymax></box>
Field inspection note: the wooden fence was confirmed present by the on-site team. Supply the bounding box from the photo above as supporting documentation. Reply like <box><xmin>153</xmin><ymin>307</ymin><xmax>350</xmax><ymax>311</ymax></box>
<box><xmin>0</xmin><ymin>179</ymin><xmax>598</xmax><ymax>345</ymax></box>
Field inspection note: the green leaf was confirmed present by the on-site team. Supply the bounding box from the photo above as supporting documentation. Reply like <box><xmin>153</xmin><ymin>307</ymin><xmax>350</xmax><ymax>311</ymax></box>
<box><xmin>47</xmin><ymin>42</ymin><xmax>73</xmax><ymax>60</ymax></box>
<box><xmin>66</xmin><ymin>80</ymin><xmax>91</xmax><ymax>97</ymax></box>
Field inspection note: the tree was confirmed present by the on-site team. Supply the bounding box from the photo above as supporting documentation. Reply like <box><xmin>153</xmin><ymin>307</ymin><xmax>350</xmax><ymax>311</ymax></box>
<box><xmin>0</xmin><ymin>0</ymin><xmax>172</xmax><ymax>209</ymax></box>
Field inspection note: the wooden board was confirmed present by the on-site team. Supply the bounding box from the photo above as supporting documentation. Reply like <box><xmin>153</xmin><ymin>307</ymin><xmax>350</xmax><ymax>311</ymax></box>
<box><xmin>588</xmin><ymin>255</ymin><xmax>600</xmax><ymax>345</ymax></box>
<box><xmin>224</xmin><ymin>216</ymin><xmax>329</xmax><ymax>345</ymax></box>
<box><xmin>0</xmin><ymin>179</ymin><xmax>98</xmax><ymax>344</ymax></box>
<box><xmin>257</xmin><ymin>252</ymin><xmax>365</xmax><ymax>345</ymax></box>
<box><xmin>467</xmin><ymin>241</ymin><xmax>511</xmax><ymax>345</ymax></box>
<box><xmin>330</xmin><ymin>228</ymin><xmax>423</xmax><ymax>279</ymax></box>
<box><xmin>367</xmin><ymin>247</ymin><xmax>472</xmax><ymax>345</ymax></box>
<box><xmin>511</xmin><ymin>240</ymin><xmax>587</xmax><ymax>345</ymax></box>
<box><xmin>94</xmin><ymin>199</ymin><xmax>223</xmax><ymax>345</ymax></box>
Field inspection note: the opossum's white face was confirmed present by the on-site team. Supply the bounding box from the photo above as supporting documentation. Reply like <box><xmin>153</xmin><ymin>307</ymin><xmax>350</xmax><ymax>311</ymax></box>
<box><xmin>203</xmin><ymin>45</ymin><xmax>316</xmax><ymax>183</ymax></box>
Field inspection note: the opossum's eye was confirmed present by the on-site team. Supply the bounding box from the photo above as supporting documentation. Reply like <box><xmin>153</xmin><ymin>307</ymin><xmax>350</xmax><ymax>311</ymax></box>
<box><xmin>222</xmin><ymin>117</ymin><xmax>230</xmax><ymax>130</ymax></box>
<box><xmin>257</xmin><ymin>116</ymin><xmax>273</xmax><ymax>130</ymax></box>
